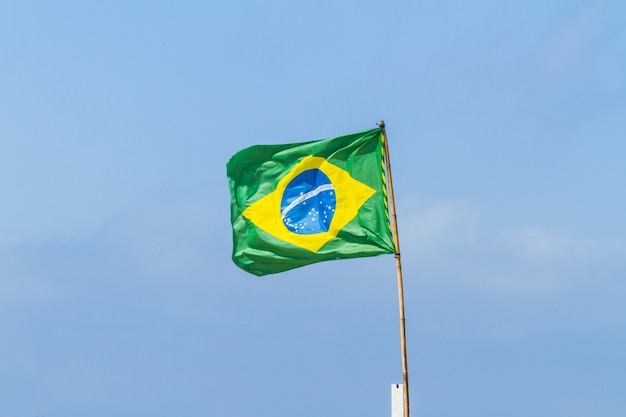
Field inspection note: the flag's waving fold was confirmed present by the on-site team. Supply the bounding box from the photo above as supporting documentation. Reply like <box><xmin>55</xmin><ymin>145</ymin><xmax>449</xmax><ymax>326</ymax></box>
<box><xmin>227</xmin><ymin>128</ymin><xmax>396</xmax><ymax>276</ymax></box>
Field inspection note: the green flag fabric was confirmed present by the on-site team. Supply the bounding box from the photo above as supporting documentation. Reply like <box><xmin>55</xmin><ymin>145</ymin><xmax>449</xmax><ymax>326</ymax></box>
<box><xmin>227</xmin><ymin>127</ymin><xmax>396</xmax><ymax>276</ymax></box>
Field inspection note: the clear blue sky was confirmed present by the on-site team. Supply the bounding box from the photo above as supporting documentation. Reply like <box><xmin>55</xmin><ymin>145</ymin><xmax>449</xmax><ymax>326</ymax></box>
<box><xmin>1</xmin><ymin>1</ymin><xmax>625</xmax><ymax>416</ymax></box>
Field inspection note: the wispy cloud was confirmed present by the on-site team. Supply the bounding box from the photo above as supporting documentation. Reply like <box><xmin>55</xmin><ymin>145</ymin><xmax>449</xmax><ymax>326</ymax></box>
<box><xmin>398</xmin><ymin>195</ymin><xmax>626</xmax><ymax>293</ymax></box>
<box><xmin>499</xmin><ymin>227</ymin><xmax>597</xmax><ymax>260</ymax></box>
<box><xmin>0</xmin><ymin>190</ymin><xmax>231</xmax><ymax>312</ymax></box>
<box><xmin>399</xmin><ymin>197</ymin><xmax>480</xmax><ymax>259</ymax></box>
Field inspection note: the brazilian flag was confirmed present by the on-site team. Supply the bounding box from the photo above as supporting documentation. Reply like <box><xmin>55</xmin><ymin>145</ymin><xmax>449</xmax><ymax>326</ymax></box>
<box><xmin>227</xmin><ymin>127</ymin><xmax>396</xmax><ymax>276</ymax></box>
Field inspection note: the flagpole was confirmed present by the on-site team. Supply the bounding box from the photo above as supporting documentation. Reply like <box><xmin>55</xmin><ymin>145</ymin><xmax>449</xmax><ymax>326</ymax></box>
<box><xmin>379</xmin><ymin>120</ymin><xmax>410</xmax><ymax>417</ymax></box>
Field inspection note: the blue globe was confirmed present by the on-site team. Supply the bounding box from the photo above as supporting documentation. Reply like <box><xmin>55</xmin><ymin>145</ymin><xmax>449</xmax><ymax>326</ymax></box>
<box><xmin>281</xmin><ymin>169</ymin><xmax>336</xmax><ymax>234</ymax></box>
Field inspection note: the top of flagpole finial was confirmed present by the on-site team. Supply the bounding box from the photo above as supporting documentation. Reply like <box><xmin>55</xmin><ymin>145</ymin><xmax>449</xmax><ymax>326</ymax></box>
<box><xmin>378</xmin><ymin>120</ymin><xmax>385</xmax><ymax>129</ymax></box>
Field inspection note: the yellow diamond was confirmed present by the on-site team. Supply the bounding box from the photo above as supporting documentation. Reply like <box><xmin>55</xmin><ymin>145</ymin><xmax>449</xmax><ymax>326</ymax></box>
<box><xmin>243</xmin><ymin>156</ymin><xmax>375</xmax><ymax>252</ymax></box>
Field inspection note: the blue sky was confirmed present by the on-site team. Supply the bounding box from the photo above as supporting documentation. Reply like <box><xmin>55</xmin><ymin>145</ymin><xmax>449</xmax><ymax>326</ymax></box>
<box><xmin>1</xmin><ymin>1</ymin><xmax>625</xmax><ymax>416</ymax></box>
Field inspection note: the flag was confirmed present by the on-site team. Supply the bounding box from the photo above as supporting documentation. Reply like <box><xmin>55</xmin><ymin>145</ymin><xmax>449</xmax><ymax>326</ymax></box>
<box><xmin>227</xmin><ymin>127</ymin><xmax>396</xmax><ymax>276</ymax></box>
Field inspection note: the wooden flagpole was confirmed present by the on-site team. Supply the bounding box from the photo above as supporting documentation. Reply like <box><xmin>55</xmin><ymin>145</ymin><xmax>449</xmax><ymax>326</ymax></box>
<box><xmin>379</xmin><ymin>120</ymin><xmax>410</xmax><ymax>417</ymax></box>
